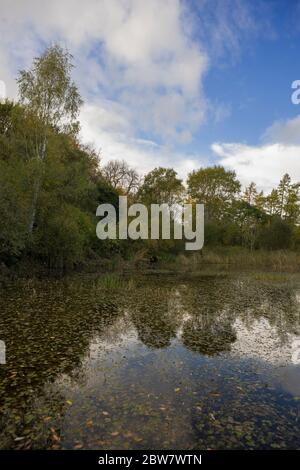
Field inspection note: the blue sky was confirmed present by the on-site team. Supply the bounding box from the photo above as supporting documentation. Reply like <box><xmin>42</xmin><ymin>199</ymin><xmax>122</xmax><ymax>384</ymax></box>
<box><xmin>1</xmin><ymin>0</ymin><xmax>300</xmax><ymax>191</ymax></box>
<box><xmin>182</xmin><ymin>0</ymin><xmax>300</xmax><ymax>153</ymax></box>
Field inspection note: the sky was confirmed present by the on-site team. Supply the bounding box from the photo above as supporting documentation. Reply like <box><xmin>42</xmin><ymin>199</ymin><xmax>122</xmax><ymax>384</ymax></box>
<box><xmin>1</xmin><ymin>0</ymin><xmax>300</xmax><ymax>192</ymax></box>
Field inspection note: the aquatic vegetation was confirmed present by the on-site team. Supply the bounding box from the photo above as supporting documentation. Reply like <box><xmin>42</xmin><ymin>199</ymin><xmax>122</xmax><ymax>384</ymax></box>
<box><xmin>93</xmin><ymin>273</ymin><xmax>136</xmax><ymax>291</ymax></box>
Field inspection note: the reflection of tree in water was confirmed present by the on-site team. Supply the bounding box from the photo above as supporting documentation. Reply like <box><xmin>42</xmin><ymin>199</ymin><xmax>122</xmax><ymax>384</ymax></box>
<box><xmin>129</xmin><ymin>288</ymin><xmax>179</xmax><ymax>349</ymax></box>
<box><xmin>127</xmin><ymin>279</ymin><xmax>237</xmax><ymax>354</ymax></box>
<box><xmin>175</xmin><ymin>276</ymin><xmax>300</xmax><ymax>353</ymax></box>
<box><xmin>132</xmin><ymin>315</ymin><xmax>176</xmax><ymax>348</ymax></box>
<box><xmin>169</xmin><ymin>279</ymin><xmax>237</xmax><ymax>355</ymax></box>
<box><xmin>182</xmin><ymin>315</ymin><xmax>236</xmax><ymax>355</ymax></box>
<box><xmin>229</xmin><ymin>279</ymin><xmax>300</xmax><ymax>344</ymax></box>
<box><xmin>128</xmin><ymin>275</ymin><xmax>300</xmax><ymax>356</ymax></box>
<box><xmin>0</xmin><ymin>280</ymin><xmax>123</xmax><ymax>449</ymax></box>
<box><xmin>1</xmin><ymin>274</ymin><xmax>300</xmax><ymax>448</ymax></box>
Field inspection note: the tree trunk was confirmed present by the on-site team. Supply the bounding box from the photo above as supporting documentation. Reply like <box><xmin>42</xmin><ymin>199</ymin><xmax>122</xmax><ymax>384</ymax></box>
<box><xmin>28</xmin><ymin>137</ymin><xmax>47</xmax><ymax>233</ymax></box>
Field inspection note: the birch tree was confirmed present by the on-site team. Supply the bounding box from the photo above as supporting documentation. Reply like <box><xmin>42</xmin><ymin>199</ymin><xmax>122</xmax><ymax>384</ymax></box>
<box><xmin>17</xmin><ymin>45</ymin><xmax>82</xmax><ymax>232</ymax></box>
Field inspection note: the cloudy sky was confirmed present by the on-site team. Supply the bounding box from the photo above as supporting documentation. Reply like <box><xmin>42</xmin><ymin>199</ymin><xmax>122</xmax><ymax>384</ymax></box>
<box><xmin>1</xmin><ymin>0</ymin><xmax>300</xmax><ymax>191</ymax></box>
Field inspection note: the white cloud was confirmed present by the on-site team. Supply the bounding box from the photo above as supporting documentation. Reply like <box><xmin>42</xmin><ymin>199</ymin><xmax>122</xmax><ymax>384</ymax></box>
<box><xmin>212</xmin><ymin>142</ymin><xmax>300</xmax><ymax>191</ymax></box>
<box><xmin>212</xmin><ymin>114</ymin><xmax>300</xmax><ymax>192</ymax></box>
<box><xmin>0</xmin><ymin>0</ymin><xmax>277</xmax><ymax>180</ymax></box>
<box><xmin>263</xmin><ymin>115</ymin><xmax>300</xmax><ymax>145</ymax></box>
<box><xmin>0</xmin><ymin>0</ymin><xmax>208</xmax><ymax>146</ymax></box>
<box><xmin>80</xmin><ymin>102</ymin><xmax>206</xmax><ymax>179</ymax></box>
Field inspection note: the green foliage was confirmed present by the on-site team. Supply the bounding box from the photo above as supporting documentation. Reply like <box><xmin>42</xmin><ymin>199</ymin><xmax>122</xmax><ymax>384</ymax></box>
<box><xmin>258</xmin><ymin>217</ymin><xmax>292</xmax><ymax>250</ymax></box>
<box><xmin>1</xmin><ymin>46</ymin><xmax>300</xmax><ymax>274</ymax></box>
<box><xmin>0</xmin><ymin>101</ymin><xmax>99</xmax><ymax>269</ymax></box>
<box><xmin>33</xmin><ymin>204</ymin><xmax>94</xmax><ymax>269</ymax></box>
<box><xmin>17</xmin><ymin>44</ymin><xmax>82</xmax><ymax>132</ymax></box>
<box><xmin>17</xmin><ymin>45</ymin><xmax>83</xmax><ymax>233</ymax></box>
<box><xmin>0</xmin><ymin>158</ymin><xmax>30</xmax><ymax>261</ymax></box>
<box><xmin>96</xmin><ymin>177</ymin><xmax>120</xmax><ymax>214</ymax></box>
<box><xmin>187</xmin><ymin>165</ymin><xmax>241</xmax><ymax>220</ymax></box>
<box><xmin>137</xmin><ymin>167</ymin><xmax>184</xmax><ymax>205</ymax></box>
<box><xmin>0</xmin><ymin>102</ymin><xmax>34</xmax><ymax>261</ymax></box>
<box><xmin>242</xmin><ymin>182</ymin><xmax>258</xmax><ymax>205</ymax></box>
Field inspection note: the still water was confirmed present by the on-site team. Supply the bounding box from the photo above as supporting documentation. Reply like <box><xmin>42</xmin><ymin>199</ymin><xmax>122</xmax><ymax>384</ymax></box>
<box><xmin>1</xmin><ymin>272</ymin><xmax>300</xmax><ymax>449</ymax></box>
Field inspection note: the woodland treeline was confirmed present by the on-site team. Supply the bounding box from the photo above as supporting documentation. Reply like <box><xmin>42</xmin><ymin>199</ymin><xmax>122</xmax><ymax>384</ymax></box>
<box><xmin>1</xmin><ymin>46</ymin><xmax>300</xmax><ymax>271</ymax></box>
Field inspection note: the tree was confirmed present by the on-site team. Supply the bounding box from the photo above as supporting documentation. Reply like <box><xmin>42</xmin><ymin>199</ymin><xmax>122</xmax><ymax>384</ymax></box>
<box><xmin>231</xmin><ymin>200</ymin><xmax>265</xmax><ymax>250</ymax></box>
<box><xmin>31</xmin><ymin>134</ymin><xmax>98</xmax><ymax>269</ymax></box>
<box><xmin>243</xmin><ymin>182</ymin><xmax>257</xmax><ymax>206</ymax></box>
<box><xmin>102</xmin><ymin>159</ymin><xmax>140</xmax><ymax>195</ymax></box>
<box><xmin>276</xmin><ymin>174</ymin><xmax>300</xmax><ymax>223</ymax></box>
<box><xmin>258</xmin><ymin>217</ymin><xmax>292</xmax><ymax>250</ymax></box>
<box><xmin>277</xmin><ymin>173</ymin><xmax>291</xmax><ymax>218</ymax></box>
<box><xmin>0</xmin><ymin>100</ymin><xmax>15</xmax><ymax>137</ymax></box>
<box><xmin>17</xmin><ymin>45</ymin><xmax>82</xmax><ymax>232</ymax></box>
<box><xmin>18</xmin><ymin>45</ymin><xmax>82</xmax><ymax>131</ymax></box>
<box><xmin>284</xmin><ymin>184</ymin><xmax>300</xmax><ymax>223</ymax></box>
<box><xmin>0</xmin><ymin>102</ymin><xmax>34</xmax><ymax>261</ymax></box>
<box><xmin>137</xmin><ymin>167</ymin><xmax>184</xmax><ymax>206</ymax></box>
<box><xmin>264</xmin><ymin>189</ymin><xmax>279</xmax><ymax>216</ymax></box>
<box><xmin>187</xmin><ymin>165</ymin><xmax>241</xmax><ymax>220</ymax></box>
<box><xmin>254</xmin><ymin>190</ymin><xmax>265</xmax><ymax>211</ymax></box>
<box><xmin>0</xmin><ymin>98</ymin><xmax>100</xmax><ymax>268</ymax></box>
<box><xmin>262</xmin><ymin>175</ymin><xmax>300</xmax><ymax>223</ymax></box>
<box><xmin>0</xmin><ymin>156</ymin><xmax>31</xmax><ymax>262</ymax></box>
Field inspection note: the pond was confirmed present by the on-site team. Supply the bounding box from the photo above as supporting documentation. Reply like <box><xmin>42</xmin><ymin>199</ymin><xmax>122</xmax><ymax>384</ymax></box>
<box><xmin>1</xmin><ymin>272</ymin><xmax>300</xmax><ymax>449</ymax></box>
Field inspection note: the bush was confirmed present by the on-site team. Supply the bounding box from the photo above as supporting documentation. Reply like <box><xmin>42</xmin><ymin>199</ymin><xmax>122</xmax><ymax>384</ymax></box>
<box><xmin>32</xmin><ymin>205</ymin><xmax>94</xmax><ymax>269</ymax></box>
<box><xmin>258</xmin><ymin>217</ymin><xmax>292</xmax><ymax>250</ymax></box>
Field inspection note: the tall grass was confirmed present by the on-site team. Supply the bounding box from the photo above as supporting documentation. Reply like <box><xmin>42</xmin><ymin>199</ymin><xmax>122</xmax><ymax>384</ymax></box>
<box><xmin>174</xmin><ymin>247</ymin><xmax>300</xmax><ymax>272</ymax></box>
<box><xmin>94</xmin><ymin>273</ymin><xmax>135</xmax><ymax>290</ymax></box>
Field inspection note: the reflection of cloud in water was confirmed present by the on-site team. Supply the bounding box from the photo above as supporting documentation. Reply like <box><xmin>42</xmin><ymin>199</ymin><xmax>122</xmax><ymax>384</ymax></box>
<box><xmin>295</xmin><ymin>291</ymin><xmax>300</xmax><ymax>304</ymax></box>
<box><xmin>175</xmin><ymin>313</ymin><xmax>192</xmax><ymax>340</ymax></box>
<box><xmin>231</xmin><ymin>317</ymin><xmax>300</xmax><ymax>365</ymax></box>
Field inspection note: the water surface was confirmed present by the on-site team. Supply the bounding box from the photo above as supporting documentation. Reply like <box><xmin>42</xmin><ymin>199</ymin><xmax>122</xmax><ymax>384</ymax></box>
<box><xmin>1</xmin><ymin>272</ymin><xmax>300</xmax><ymax>449</ymax></box>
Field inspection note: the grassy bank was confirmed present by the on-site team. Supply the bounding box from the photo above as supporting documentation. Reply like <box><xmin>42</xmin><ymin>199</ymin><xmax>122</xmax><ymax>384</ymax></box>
<box><xmin>1</xmin><ymin>247</ymin><xmax>300</xmax><ymax>284</ymax></box>
<box><xmin>169</xmin><ymin>247</ymin><xmax>300</xmax><ymax>272</ymax></box>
